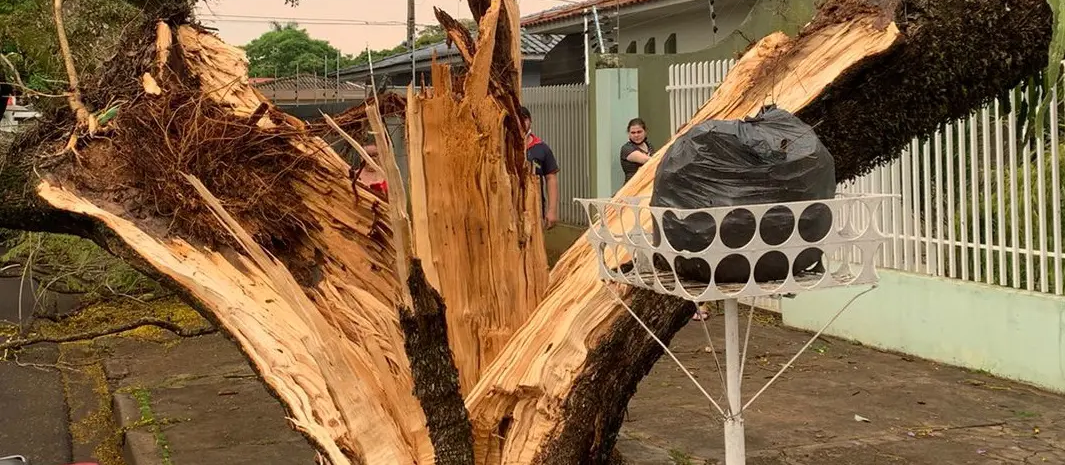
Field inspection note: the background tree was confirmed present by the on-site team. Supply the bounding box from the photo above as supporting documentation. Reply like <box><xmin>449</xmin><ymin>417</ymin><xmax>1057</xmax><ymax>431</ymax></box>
<box><xmin>243</xmin><ymin>22</ymin><xmax>360</xmax><ymax>78</ymax></box>
<box><xmin>242</xmin><ymin>18</ymin><xmax>480</xmax><ymax>78</ymax></box>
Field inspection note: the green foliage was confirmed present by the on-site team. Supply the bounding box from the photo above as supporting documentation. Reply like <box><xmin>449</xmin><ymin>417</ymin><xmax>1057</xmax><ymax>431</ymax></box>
<box><xmin>243</xmin><ymin>22</ymin><xmax>360</xmax><ymax>78</ymax></box>
<box><xmin>0</xmin><ymin>0</ymin><xmax>138</xmax><ymax>94</ymax></box>
<box><xmin>1027</xmin><ymin>0</ymin><xmax>1065</xmax><ymax>141</ymax></box>
<box><xmin>243</xmin><ymin>19</ymin><xmax>478</xmax><ymax>78</ymax></box>
<box><xmin>1046</xmin><ymin>0</ymin><xmax>1065</xmax><ymax>102</ymax></box>
<box><xmin>2</xmin><ymin>232</ymin><xmax>164</xmax><ymax>301</ymax></box>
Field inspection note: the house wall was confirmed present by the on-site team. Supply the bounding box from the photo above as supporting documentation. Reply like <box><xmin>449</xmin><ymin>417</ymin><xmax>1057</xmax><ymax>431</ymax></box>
<box><xmin>784</xmin><ymin>270</ymin><xmax>1065</xmax><ymax>394</ymax></box>
<box><xmin>614</xmin><ymin>0</ymin><xmax>754</xmax><ymax>55</ymax></box>
<box><xmin>604</xmin><ymin>0</ymin><xmax>817</xmax><ymax>150</ymax></box>
<box><xmin>522</xmin><ymin>61</ymin><xmax>544</xmax><ymax>87</ymax></box>
<box><xmin>540</xmin><ymin>34</ymin><xmax>587</xmax><ymax>86</ymax></box>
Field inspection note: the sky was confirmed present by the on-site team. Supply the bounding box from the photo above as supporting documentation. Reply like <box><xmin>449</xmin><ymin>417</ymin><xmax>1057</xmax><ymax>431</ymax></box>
<box><xmin>193</xmin><ymin>0</ymin><xmax>568</xmax><ymax>54</ymax></box>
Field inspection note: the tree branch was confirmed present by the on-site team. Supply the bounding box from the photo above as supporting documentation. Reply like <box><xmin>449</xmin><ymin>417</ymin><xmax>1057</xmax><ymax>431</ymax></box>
<box><xmin>0</xmin><ymin>318</ymin><xmax>216</xmax><ymax>351</ymax></box>
<box><xmin>53</xmin><ymin>0</ymin><xmax>98</xmax><ymax>134</ymax></box>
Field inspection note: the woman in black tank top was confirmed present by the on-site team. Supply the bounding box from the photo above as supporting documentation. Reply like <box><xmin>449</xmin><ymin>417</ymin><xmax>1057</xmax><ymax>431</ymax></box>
<box><xmin>619</xmin><ymin>118</ymin><xmax>654</xmax><ymax>183</ymax></box>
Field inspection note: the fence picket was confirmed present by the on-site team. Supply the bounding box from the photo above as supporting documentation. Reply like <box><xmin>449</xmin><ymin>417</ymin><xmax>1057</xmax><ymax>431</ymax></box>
<box><xmin>1053</xmin><ymin>87</ymin><xmax>1063</xmax><ymax>295</ymax></box>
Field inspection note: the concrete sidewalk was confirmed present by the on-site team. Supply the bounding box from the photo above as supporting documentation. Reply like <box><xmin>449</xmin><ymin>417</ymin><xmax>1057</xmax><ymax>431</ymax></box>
<box><xmin>87</xmin><ymin>308</ymin><xmax>1065</xmax><ymax>465</ymax></box>
<box><xmin>3</xmin><ymin>282</ymin><xmax>1062</xmax><ymax>464</ymax></box>
<box><xmin>98</xmin><ymin>333</ymin><xmax>317</xmax><ymax>465</ymax></box>
<box><xmin>618</xmin><ymin>308</ymin><xmax>1065</xmax><ymax>464</ymax></box>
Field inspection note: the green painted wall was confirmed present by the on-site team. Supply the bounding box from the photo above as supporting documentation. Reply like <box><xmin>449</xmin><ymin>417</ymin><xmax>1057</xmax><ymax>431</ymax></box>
<box><xmin>592</xmin><ymin>68</ymin><xmax>640</xmax><ymax>197</ymax></box>
<box><xmin>783</xmin><ymin>270</ymin><xmax>1065</xmax><ymax>393</ymax></box>
<box><xmin>593</xmin><ymin>0</ymin><xmax>817</xmax><ymax>150</ymax></box>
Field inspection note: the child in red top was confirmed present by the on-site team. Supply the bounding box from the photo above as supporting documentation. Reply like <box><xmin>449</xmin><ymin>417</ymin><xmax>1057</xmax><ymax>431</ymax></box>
<box><xmin>349</xmin><ymin>144</ymin><xmax>389</xmax><ymax>201</ymax></box>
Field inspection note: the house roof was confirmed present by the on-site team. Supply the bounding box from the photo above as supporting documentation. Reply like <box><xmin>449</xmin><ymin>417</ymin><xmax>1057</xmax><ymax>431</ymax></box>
<box><xmin>520</xmin><ymin>0</ymin><xmax>659</xmax><ymax>28</ymax></box>
<box><xmin>254</xmin><ymin>74</ymin><xmax>365</xmax><ymax>92</ymax></box>
<box><xmin>338</xmin><ymin>31</ymin><xmax>563</xmax><ymax>78</ymax></box>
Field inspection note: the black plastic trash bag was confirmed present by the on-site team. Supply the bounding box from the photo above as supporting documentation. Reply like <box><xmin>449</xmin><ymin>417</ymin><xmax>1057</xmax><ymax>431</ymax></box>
<box><xmin>650</xmin><ymin>105</ymin><xmax>836</xmax><ymax>284</ymax></box>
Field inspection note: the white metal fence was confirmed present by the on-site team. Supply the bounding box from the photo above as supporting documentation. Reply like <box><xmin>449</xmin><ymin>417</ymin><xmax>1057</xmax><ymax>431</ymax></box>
<box><xmin>667</xmin><ymin>59</ymin><xmax>1065</xmax><ymax>296</ymax></box>
<box><xmin>841</xmin><ymin>88</ymin><xmax>1065</xmax><ymax>295</ymax></box>
<box><xmin>524</xmin><ymin>84</ymin><xmax>592</xmax><ymax>226</ymax></box>
<box><xmin>666</xmin><ymin>59</ymin><xmax>736</xmax><ymax>133</ymax></box>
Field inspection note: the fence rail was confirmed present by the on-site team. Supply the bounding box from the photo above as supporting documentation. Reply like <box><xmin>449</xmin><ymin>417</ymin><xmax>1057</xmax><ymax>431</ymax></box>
<box><xmin>524</xmin><ymin>84</ymin><xmax>591</xmax><ymax>226</ymax></box>
<box><xmin>668</xmin><ymin>59</ymin><xmax>1065</xmax><ymax>296</ymax></box>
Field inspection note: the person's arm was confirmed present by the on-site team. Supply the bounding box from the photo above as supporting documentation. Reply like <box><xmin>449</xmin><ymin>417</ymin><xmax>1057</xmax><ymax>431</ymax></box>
<box><xmin>545</xmin><ymin>172</ymin><xmax>559</xmax><ymax>228</ymax></box>
<box><xmin>625</xmin><ymin>148</ymin><xmax>652</xmax><ymax>164</ymax></box>
<box><xmin>543</xmin><ymin>146</ymin><xmax>561</xmax><ymax>228</ymax></box>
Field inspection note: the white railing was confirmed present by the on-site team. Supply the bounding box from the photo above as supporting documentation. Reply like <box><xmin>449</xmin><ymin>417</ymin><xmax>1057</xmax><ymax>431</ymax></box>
<box><xmin>524</xmin><ymin>84</ymin><xmax>592</xmax><ymax>226</ymax></box>
<box><xmin>842</xmin><ymin>88</ymin><xmax>1065</xmax><ymax>295</ymax></box>
<box><xmin>666</xmin><ymin>59</ymin><xmax>736</xmax><ymax>133</ymax></box>
<box><xmin>667</xmin><ymin>59</ymin><xmax>1065</xmax><ymax>296</ymax></box>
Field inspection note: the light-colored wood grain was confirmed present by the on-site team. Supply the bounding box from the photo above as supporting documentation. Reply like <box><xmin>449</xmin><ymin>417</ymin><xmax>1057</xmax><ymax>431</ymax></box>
<box><xmin>39</xmin><ymin>24</ymin><xmax>437</xmax><ymax>465</ymax></box>
<box><xmin>464</xmin><ymin>17</ymin><xmax>902</xmax><ymax>465</ymax></box>
<box><xmin>404</xmin><ymin>0</ymin><xmax>548</xmax><ymax>396</ymax></box>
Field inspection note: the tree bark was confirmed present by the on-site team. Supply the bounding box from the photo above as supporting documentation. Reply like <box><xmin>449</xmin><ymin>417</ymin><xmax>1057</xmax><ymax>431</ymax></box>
<box><xmin>0</xmin><ymin>0</ymin><xmax>1051</xmax><ymax>464</ymax></box>
<box><xmin>400</xmin><ymin>259</ymin><xmax>475</xmax><ymax>465</ymax></box>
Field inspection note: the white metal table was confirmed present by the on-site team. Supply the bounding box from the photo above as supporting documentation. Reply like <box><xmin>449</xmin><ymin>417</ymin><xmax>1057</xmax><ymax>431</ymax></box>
<box><xmin>576</xmin><ymin>194</ymin><xmax>894</xmax><ymax>465</ymax></box>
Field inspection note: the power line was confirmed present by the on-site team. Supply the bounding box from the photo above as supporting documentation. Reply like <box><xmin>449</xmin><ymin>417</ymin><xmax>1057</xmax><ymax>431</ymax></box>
<box><xmin>199</xmin><ymin>14</ymin><xmax>435</xmax><ymax>27</ymax></box>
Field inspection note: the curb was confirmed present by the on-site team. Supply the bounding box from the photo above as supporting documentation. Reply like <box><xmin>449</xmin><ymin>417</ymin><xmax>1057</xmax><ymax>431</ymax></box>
<box><xmin>112</xmin><ymin>392</ymin><xmax>162</xmax><ymax>465</ymax></box>
<box><xmin>122</xmin><ymin>430</ymin><xmax>162</xmax><ymax>465</ymax></box>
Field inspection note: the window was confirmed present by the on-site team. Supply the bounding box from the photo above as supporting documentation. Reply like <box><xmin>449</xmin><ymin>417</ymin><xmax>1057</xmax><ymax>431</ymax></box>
<box><xmin>665</xmin><ymin>33</ymin><xmax>677</xmax><ymax>54</ymax></box>
<box><xmin>644</xmin><ymin>37</ymin><xmax>656</xmax><ymax>54</ymax></box>
<box><xmin>626</xmin><ymin>41</ymin><xmax>637</xmax><ymax>53</ymax></box>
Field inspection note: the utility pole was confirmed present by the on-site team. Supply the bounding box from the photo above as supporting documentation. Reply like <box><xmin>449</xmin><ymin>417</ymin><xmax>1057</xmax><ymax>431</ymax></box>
<box><xmin>407</xmin><ymin>0</ymin><xmax>416</xmax><ymax>86</ymax></box>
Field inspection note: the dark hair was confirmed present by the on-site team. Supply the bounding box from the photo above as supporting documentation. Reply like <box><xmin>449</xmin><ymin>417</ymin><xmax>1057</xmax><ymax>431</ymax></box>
<box><xmin>518</xmin><ymin>105</ymin><xmax>532</xmax><ymax>121</ymax></box>
<box><xmin>627</xmin><ymin>117</ymin><xmax>647</xmax><ymax>131</ymax></box>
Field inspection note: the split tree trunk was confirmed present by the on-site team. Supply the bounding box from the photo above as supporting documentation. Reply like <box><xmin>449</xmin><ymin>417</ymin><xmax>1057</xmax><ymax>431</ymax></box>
<box><xmin>407</xmin><ymin>0</ymin><xmax>550</xmax><ymax>394</ymax></box>
<box><xmin>0</xmin><ymin>0</ymin><xmax>1051</xmax><ymax>464</ymax></box>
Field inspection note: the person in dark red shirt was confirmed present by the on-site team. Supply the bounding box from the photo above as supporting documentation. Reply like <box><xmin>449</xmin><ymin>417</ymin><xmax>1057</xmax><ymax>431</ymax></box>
<box><xmin>519</xmin><ymin>106</ymin><xmax>560</xmax><ymax>229</ymax></box>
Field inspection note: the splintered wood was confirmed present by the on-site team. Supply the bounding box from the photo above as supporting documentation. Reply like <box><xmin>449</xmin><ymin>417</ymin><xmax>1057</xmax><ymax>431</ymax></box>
<box><xmin>463</xmin><ymin>16</ymin><xmax>902</xmax><ymax>464</ymax></box>
<box><xmin>38</xmin><ymin>24</ymin><xmax>434</xmax><ymax>465</ymax></box>
<box><xmin>406</xmin><ymin>0</ymin><xmax>549</xmax><ymax>394</ymax></box>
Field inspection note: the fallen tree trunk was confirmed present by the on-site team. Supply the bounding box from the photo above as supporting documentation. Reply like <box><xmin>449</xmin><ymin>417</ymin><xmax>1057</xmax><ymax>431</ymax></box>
<box><xmin>463</xmin><ymin>0</ymin><xmax>1051</xmax><ymax>463</ymax></box>
<box><xmin>0</xmin><ymin>0</ymin><xmax>1051</xmax><ymax>464</ymax></box>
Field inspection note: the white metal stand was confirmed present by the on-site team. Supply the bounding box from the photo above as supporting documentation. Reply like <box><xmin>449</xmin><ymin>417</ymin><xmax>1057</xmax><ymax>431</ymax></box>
<box><xmin>723</xmin><ymin>298</ymin><xmax>745</xmax><ymax>465</ymax></box>
<box><xmin>577</xmin><ymin>194</ymin><xmax>893</xmax><ymax>465</ymax></box>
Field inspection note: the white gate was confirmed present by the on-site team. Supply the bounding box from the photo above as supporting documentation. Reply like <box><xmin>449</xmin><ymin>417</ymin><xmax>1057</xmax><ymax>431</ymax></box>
<box><xmin>524</xmin><ymin>84</ymin><xmax>592</xmax><ymax>226</ymax></box>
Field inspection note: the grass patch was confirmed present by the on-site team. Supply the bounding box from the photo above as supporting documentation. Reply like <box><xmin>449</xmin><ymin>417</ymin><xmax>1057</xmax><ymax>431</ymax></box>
<box><xmin>23</xmin><ymin>296</ymin><xmax>210</xmax><ymax>343</ymax></box>
<box><xmin>668</xmin><ymin>448</ymin><xmax>696</xmax><ymax>465</ymax></box>
<box><xmin>130</xmin><ymin>387</ymin><xmax>174</xmax><ymax>465</ymax></box>
<box><xmin>59</xmin><ymin>342</ymin><xmax>124</xmax><ymax>465</ymax></box>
